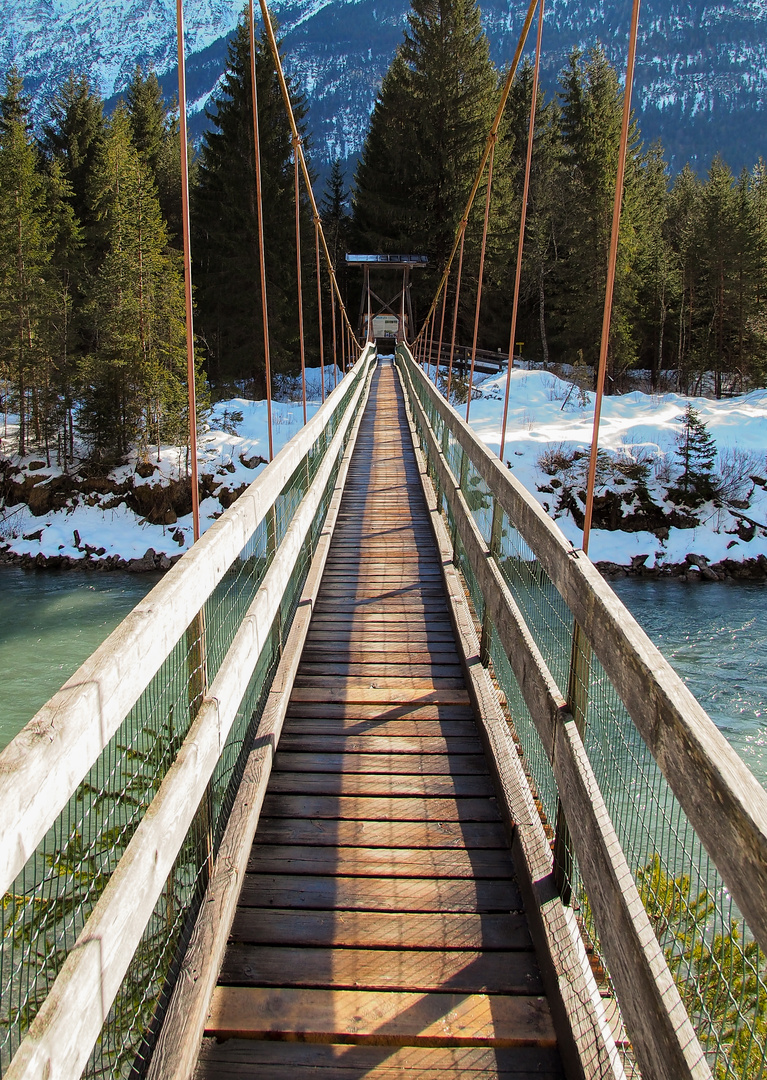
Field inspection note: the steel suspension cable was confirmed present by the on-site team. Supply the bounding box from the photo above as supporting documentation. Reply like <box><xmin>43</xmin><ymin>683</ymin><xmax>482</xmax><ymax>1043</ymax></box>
<box><xmin>293</xmin><ymin>143</ymin><xmax>307</xmax><ymax>423</ymax></box>
<box><xmin>445</xmin><ymin>228</ymin><xmax>466</xmax><ymax>404</ymax></box>
<box><xmin>248</xmin><ymin>0</ymin><xmax>274</xmax><ymax>460</ymax></box>
<box><xmin>331</xmin><ymin>286</ymin><xmax>338</xmax><ymax>387</ymax></box>
<box><xmin>465</xmin><ymin>138</ymin><xmax>496</xmax><ymax>422</ymax></box>
<box><xmin>414</xmin><ymin>0</ymin><xmax>539</xmax><ymax>356</ymax></box>
<box><xmin>175</xmin><ymin>0</ymin><xmax>200</xmax><ymax>541</ymax></box>
<box><xmin>314</xmin><ymin>219</ymin><xmax>326</xmax><ymax>402</ymax></box>
<box><xmin>433</xmin><ymin>269</ymin><xmax>449</xmax><ymax>385</ymax></box>
<box><xmin>499</xmin><ymin>0</ymin><xmax>545</xmax><ymax>462</ymax></box>
<box><xmin>427</xmin><ymin>307</ymin><xmax>437</xmax><ymax>379</ymax></box>
<box><xmin>582</xmin><ymin>0</ymin><xmax>642</xmax><ymax>555</ymax></box>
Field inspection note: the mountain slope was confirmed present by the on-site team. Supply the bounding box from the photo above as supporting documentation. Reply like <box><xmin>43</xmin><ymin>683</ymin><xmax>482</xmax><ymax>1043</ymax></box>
<box><xmin>4</xmin><ymin>0</ymin><xmax>767</xmax><ymax>175</ymax></box>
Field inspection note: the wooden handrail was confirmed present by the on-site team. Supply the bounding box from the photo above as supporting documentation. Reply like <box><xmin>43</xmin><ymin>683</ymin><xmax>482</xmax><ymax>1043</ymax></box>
<box><xmin>397</xmin><ymin>345</ymin><xmax>767</xmax><ymax>959</ymax></box>
<box><xmin>4</xmin><ymin>351</ymin><xmax>376</xmax><ymax>1080</ymax></box>
<box><xmin>0</xmin><ymin>347</ymin><xmax>375</xmax><ymax>907</ymax></box>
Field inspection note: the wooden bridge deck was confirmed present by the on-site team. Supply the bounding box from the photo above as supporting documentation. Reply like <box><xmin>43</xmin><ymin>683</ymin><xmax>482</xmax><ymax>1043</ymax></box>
<box><xmin>195</xmin><ymin>359</ymin><xmax>564</xmax><ymax>1078</ymax></box>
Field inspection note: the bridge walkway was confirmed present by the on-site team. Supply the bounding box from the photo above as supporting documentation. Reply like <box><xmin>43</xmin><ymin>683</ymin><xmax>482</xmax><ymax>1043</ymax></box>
<box><xmin>194</xmin><ymin>359</ymin><xmax>565</xmax><ymax>1078</ymax></box>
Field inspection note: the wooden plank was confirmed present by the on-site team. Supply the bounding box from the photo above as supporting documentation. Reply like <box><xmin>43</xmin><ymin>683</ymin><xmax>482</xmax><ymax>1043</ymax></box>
<box><xmin>277</xmin><ymin>734</ymin><xmax>483</xmax><ymax>754</ymax></box>
<box><xmin>272</xmin><ymin>752</ymin><xmax>489</xmax><ymax>776</ymax></box>
<box><xmin>281</xmin><ymin>720</ymin><xmax>479</xmax><ymax>738</ymax></box>
<box><xmin>397</xmin><ymin>352</ymin><xmax>629</xmax><ymax>1080</ymax></box>
<box><xmin>229</xmin><ymin>909</ymin><xmax>531</xmax><ymax>950</ymax></box>
<box><xmin>288</xmin><ymin>688</ymin><xmax>471</xmax><ymax>705</ymax></box>
<box><xmin>218</xmin><ymin>946</ymin><xmax>542</xmax><ymax>995</ymax></box>
<box><xmin>290</xmin><ymin>675</ymin><xmax>467</xmax><ymax>690</ymax></box>
<box><xmin>246</xmin><ymin>845</ymin><xmax>514</xmax><ymax>879</ymax></box>
<box><xmin>300</xmin><ymin>650</ymin><xmax>461</xmax><ymax>664</ymax></box>
<box><xmin>260</xmin><ymin>794</ymin><xmax>502</xmax><ymax>822</ymax></box>
<box><xmin>284</xmin><ymin>703</ymin><xmax>476</xmax><ymax>721</ymax></box>
<box><xmin>266</xmin><ymin>772</ymin><xmax>495</xmax><ymax>798</ymax></box>
<box><xmin>205</xmin><ymin>987</ymin><xmax>556</xmax><ymax>1047</ymax></box>
<box><xmin>296</xmin><ymin>663</ymin><xmax>464</xmax><ymax>679</ymax></box>
<box><xmin>195</xmin><ymin>1039</ymin><xmax>565</xmax><ymax>1079</ymax></box>
<box><xmin>238</xmin><ymin>874</ymin><xmax>521</xmax><ymax>912</ymax></box>
<box><xmin>253</xmin><ymin>818</ymin><xmax>508</xmax><ymax>849</ymax></box>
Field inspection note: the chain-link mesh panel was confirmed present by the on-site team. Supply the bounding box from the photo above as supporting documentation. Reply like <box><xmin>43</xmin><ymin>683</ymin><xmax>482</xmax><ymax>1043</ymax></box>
<box><xmin>396</xmin><ymin>347</ymin><xmax>767</xmax><ymax>1080</ymax></box>
<box><xmin>0</xmin><ymin>358</ymin><xmax>372</xmax><ymax>1079</ymax></box>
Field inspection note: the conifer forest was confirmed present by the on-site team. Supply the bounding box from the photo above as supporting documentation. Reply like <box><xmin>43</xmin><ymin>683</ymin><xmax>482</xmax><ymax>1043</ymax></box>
<box><xmin>2</xmin><ymin>0</ymin><xmax>767</xmax><ymax>469</ymax></box>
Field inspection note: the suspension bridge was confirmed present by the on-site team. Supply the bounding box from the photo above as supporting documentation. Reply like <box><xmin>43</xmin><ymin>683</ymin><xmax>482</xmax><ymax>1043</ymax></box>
<box><xmin>2</xmin><ymin>0</ymin><xmax>767</xmax><ymax>1077</ymax></box>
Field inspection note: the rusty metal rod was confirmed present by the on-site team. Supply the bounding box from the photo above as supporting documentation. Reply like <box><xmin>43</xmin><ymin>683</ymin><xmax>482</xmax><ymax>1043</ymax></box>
<box><xmin>446</xmin><ymin>228</ymin><xmax>466</xmax><ymax>404</ymax></box>
<box><xmin>582</xmin><ymin>0</ymin><xmax>642</xmax><ymax>554</ymax></box>
<box><xmin>499</xmin><ymin>0</ymin><xmax>545</xmax><ymax>462</ymax></box>
<box><xmin>315</xmin><ymin>219</ymin><xmax>325</xmax><ymax>401</ymax></box>
<box><xmin>466</xmin><ymin>138</ymin><xmax>496</xmax><ymax>422</ymax></box>
<box><xmin>294</xmin><ymin>143</ymin><xmax>307</xmax><ymax>424</ymax></box>
<box><xmin>176</xmin><ymin>0</ymin><xmax>200</xmax><ymax>541</ymax></box>
<box><xmin>248</xmin><ymin>0</ymin><xmax>274</xmax><ymax>460</ymax></box>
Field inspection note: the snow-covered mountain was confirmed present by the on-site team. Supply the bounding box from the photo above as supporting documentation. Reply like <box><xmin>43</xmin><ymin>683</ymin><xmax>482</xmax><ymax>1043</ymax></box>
<box><xmin>3</xmin><ymin>0</ymin><xmax>767</xmax><ymax>177</ymax></box>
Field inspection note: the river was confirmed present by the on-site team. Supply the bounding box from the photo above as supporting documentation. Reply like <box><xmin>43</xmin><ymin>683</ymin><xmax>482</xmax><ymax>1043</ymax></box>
<box><xmin>0</xmin><ymin>567</ymin><xmax>161</xmax><ymax>750</ymax></box>
<box><xmin>0</xmin><ymin>569</ymin><xmax>764</xmax><ymax>788</ymax></box>
<box><xmin>612</xmin><ymin>578</ymin><xmax>767</xmax><ymax>787</ymax></box>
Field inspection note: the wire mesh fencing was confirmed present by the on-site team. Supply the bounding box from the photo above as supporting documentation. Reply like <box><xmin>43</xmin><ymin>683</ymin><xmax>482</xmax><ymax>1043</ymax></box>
<box><xmin>397</xmin><ymin>345</ymin><xmax>767</xmax><ymax>1080</ymax></box>
<box><xmin>0</xmin><ymin>354</ymin><xmax>373</xmax><ymax>1079</ymax></box>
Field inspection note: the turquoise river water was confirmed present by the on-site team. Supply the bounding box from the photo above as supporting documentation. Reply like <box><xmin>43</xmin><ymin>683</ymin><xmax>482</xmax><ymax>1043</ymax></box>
<box><xmin>0</xmin><ymin>569</ymin><xmax>764</xmax><ymax>788</ymax></box>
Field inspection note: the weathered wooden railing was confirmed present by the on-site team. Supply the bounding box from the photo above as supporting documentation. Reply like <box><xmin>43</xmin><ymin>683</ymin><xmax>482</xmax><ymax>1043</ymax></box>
<box><xmin>395</xmin><ymin>343</ymin><xmax>767</xmax><ymax>1080</ymax></box>
<box><xmin>0</xmin><ymin>344</ymin><xmax>376</xmax><ymax>1080</ymax></box>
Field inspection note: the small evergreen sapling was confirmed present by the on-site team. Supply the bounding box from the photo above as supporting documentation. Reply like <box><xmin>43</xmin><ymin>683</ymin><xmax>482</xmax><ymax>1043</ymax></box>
<box><xmin>670</xmin><ymin>403</ymin><xmax>718</xmax><ymax>507</ymax></box>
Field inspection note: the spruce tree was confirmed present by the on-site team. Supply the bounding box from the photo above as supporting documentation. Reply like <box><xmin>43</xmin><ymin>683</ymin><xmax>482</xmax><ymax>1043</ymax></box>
<box><xmin>41</xmin><ymin>74</ymin><xmax>105</xmax><ymax>248</ymax></box>
<box><xmin>490</xmin><ymin>61</ymin><xmax>564</xmax><ymax>360</ymax></box>
<box><xmin>125</xmin><ymin>65</ymin><xmax>183</xmax><ymax>243</ymax></box>
<box><xmin>552</xmin><ymin>47</ymin><xmax>644</xmax><ymax>387</ymax></box>
<box><xmin>193</xmin><ymin>12</ymin><xmax>311</xmax><ymax>390</ymax></box>
<box><xmin>82</xmin><ymin>106</ymin><xmax>193</xmax><ymax>462</ymax></box>
<box><xmin>0</xmin><ymin>69</ymin><xmax>52</xmax><ymax>456</ymax></box>
<box><xmin>672</xmin><ymin>403</ymin><xmax>717</xmax><ymax>506</ymax></box>
<box><xmin>353</xmin><ymin>0</ymin><xmax>499</xmax><ymax>315</ymax></box>
<box><xmin>42</xmin><ymin>160</ymin><xmax>82</xmax><ymax>468</ymax></box>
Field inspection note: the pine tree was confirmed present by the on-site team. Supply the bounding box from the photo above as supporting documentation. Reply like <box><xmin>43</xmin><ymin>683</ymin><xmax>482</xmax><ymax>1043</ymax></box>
<box><xmin>82</xmin><ymin>106</ymin><xmax>195</xmax><ymax>462</ymax></box>
<box><xmin>0</xmin><ymin>69</ymin><xmax>52</xmax><ymax>456</ymax></box>
<box><xmin>192</xmin><ymin>11</ymin><xmax>311</xmax><ymax>390</ymax></box>
<box><xmin>321</xmin><ymin>159</ymin><xmax>351</xmax><ymax>280</ymax></box>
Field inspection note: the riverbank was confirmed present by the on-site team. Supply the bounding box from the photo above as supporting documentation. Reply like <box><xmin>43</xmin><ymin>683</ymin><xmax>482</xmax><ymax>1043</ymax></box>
<box><xmin>2</xmin><ymin>365</ymin><xmax>766</xmax><ymax>575</ymax></box>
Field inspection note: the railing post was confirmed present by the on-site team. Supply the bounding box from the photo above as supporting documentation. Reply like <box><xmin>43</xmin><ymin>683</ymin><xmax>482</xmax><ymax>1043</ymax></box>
<box><xmin>479</xmin><ymin>500</ymin><xmax>503</xmax><ymax>667</ymax></box>
<box><xmin>553</xmin><ymin>621</ymin><xmax>592</xmax><ymax>903</ymax></box>
<box><xmin>186</xmin><ymin>611</ymin><xmax>214</xmax><ymax>880</ymax></box>
<box><xmin>452</xmin><ymin>448</ymin><xmax>469</xmax><ymax>559</ymax></box>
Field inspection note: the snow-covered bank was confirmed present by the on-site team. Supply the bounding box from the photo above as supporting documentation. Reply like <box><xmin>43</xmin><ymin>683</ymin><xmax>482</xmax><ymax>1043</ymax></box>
<box><xmin>458</xmin><ymin>366</ymin><xmax>767</xmax><ymax>579</ymax></box>
<box><xmin>0</xmin><ymin>368</ymin><xmax>340</xmax><ymax>572</ymax></box>
<box><xmin>2</xmin><ymin>361</ymin><xmax>767</xmax><ymax>579</ymax></box>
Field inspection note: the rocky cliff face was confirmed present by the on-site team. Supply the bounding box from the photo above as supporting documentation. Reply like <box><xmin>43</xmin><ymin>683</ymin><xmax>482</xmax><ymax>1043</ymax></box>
<box><xmin>5</xmin><ymin>0</ymin><xmax>767</xmax><ymax>176</ymax></box>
